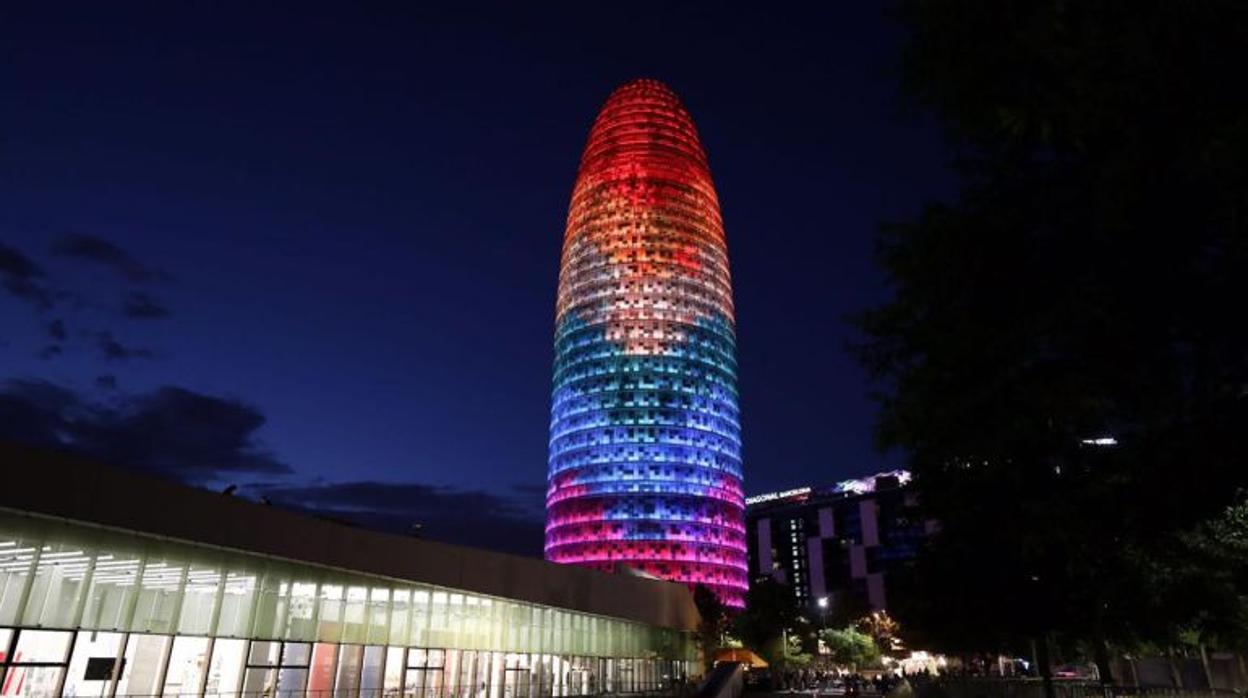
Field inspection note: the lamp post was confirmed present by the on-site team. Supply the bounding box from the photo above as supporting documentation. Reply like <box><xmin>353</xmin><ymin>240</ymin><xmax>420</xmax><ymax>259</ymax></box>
<box><xmin>816</xmin><ymin>597</ymin><xmax>830</xmax><ymax>664</ymax></box>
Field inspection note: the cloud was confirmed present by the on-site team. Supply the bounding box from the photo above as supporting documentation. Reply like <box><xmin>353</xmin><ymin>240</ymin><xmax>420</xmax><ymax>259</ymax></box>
<box><xmin>122</xmin><ymin>291</ymin><xmax>171</xmax><ymax>318</ymax></box>
<box><xmin>0</xmin><ymin>380</ymin><xmax>80</xmax><ymax>441</ymax></box>
<box><xmin>51</xmin><ymin>234</ymin><xmax>171</xmax><ymax>283</ymax></box>
<box><xmin>38</xmin><ymin>345</ymin><xmax>62</xmax><ymax>360</ymax></box>
<box><xmin>0</xmin><ymin>243</ymin><xmax>53</xmax><ymax>309</ymax></box>
<box><xmin>97</xmin><ymin>331</ymin><xmax>154</xmax><ymax>360</ymax></box>
<box><xmin>0</xmin><ymin>379</ymin><xmax>541</xmax><ymax>555</ymax></box>
<box><xmin>47</xmin><ymin>319</ymin><xmax>67</xmax><ymax>341</ymax></box>
<box><xmin>254</xmin><ymin>480</ymin><xmax>546</xmax><ymax>556</ymax></box>
<box><xmin>0</xmin><ymin>379</ymin><xmax>291</xmax><ymax>483</ymax></box>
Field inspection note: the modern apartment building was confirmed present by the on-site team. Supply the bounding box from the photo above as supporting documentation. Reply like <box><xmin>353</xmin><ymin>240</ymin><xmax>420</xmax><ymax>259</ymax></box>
<box><xmin>745</xmin><ymin>471</ymin><xmax>929</xmax><ymax>615</ymax></box>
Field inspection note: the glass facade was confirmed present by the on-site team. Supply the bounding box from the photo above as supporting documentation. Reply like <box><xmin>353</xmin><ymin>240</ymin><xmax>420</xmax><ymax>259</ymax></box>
<box><xmin>0</xmin><ymin>510</ymin><xmax>692</xmax><ymax>698</ymax></box>
<box><xmin>546</xmin><ymin>79</ymin><xmax>748</xmax><ymax>606</ymax></box>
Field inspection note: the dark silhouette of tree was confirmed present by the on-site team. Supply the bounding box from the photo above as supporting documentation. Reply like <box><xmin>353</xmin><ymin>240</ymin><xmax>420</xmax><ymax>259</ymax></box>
<box><xmin>857</xmin><ymin>1</ymin><xmax>1248</xmax><ymax>693</ymax></box>
<box><xmin>693</xmin><ymin>584</ymin><xmax>729</xmax><ymax>671</ymax></box>
<box><xmin>732</xmin><ymin>578</ymin><xmax>807</xmax><ymax>665</ymax></box>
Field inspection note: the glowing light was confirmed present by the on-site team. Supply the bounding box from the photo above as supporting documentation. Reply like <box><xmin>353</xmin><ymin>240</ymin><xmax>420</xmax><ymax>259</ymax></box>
<box><xmin>745</xmin><ymin>487</ymin><xmax>812</xmax><ymax>506</ymax></box>
<box><xmin>1081</xmin><ymin>437</ymin><xmax>1118</xmax><ymax>446</ymax></box>
<box><xmin>544</xmin><ymin>79</ymin><xmax>747</xmax><ymax>607</ymax></box>
<box><xmin>833</xmin><ymin>469</ymin><xmax>912</xmax><ymax>494</ymax></box>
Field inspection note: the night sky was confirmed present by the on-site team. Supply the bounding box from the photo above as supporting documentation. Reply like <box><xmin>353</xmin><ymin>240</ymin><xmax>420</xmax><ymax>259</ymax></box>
<box><xmin>1</xmin><ymin>4</ymin><xmax>952</xmax><ymax>555</ymax></box>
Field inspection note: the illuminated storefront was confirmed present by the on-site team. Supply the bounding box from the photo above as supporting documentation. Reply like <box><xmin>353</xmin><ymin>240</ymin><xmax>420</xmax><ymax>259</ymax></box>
<box><xmin>545</xmin><ymin>79</ymin><xmax>747</xmax><ymax>607</ymax></box>
<box><xmin>0</xmin><ymin>446</ymin><xmax>697</xmax><ymax>698</ymax></box>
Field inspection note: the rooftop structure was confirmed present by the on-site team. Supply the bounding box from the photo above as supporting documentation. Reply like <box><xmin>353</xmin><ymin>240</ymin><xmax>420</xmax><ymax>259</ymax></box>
<box><xmin>745</xmin><ymin>470</ymin><xmax>927</xmax><ymax>613</ymax></box>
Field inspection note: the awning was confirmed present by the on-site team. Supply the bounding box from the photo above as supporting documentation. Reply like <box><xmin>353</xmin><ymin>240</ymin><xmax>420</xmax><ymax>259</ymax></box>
<box><xmin>714</xmin><ymin>648</ymin><xmax>769</xmax><ymax>668</ymax></box>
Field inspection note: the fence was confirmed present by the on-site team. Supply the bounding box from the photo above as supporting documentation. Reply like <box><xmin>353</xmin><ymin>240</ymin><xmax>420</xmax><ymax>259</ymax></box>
<box><xmin>930</xmin><ymin>678</ymin><xmax>1244</xmax><ymax>698</ymax></box>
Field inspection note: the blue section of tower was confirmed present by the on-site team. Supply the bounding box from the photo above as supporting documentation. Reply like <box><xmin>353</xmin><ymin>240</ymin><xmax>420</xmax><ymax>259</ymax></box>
<box><xmin>546</xmin><ymin>310</ymin><xmax>745</xmax><ymax>560</ymax></box>
<box><xmin>548</xmin><ymin>312</ymin><xmax>742</xmax><ymax>487</ymax></box>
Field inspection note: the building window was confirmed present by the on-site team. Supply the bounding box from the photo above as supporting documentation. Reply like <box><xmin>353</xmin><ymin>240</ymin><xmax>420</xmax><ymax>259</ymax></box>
<box><xmin>115</xmin><ymin>633</ymin><xmax>171</xmax><ymax>697</ymax></box>
<box><xmin>1</xmin><ymin>628</ymin><xmax>73</xmax><ymax>698</ymax></box>
<box><xmin>335</xmin><ymin>644</ymin><xmax>363</xmax><ymax>698</ymax></box>
<box><xmin>205</xmin><ymin>638</ymin><xmax>247</xmax><ymax>697</ymax></box>
<box><xmin>360</xmin><ymin>645</ymin><xmax>386</xmax><ymax>698</ymax></box>
<box><xmin>383</xmin><ymin>647</ymin><xmax>405</xmax><ymax>697</ymax></box>
<box><xmin>243</xmin><ymin>640</ymin><xmax>311</xmax><ymax>698</ymax></box>
<box><xmin>163</xmin><ymin>636</ymin><xmax>210</xmax><ymax>696</ymax></box>
<box><xmin>64</xmin><ymin>631</ymin><xmax>124</xmax><ymax>698</ymax></box>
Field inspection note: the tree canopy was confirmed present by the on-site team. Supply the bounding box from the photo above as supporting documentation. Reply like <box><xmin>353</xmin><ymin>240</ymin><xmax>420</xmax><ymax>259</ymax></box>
<box><xmin>822</xmin><ymin>625</ymin><xmax>884</xmax><ymax>670</ymax></box>
<box><xmin>857</xmin><ymin>0</ymin><xmax>1248</xmax><ymax>668</ymax></box>
<box><xmin>693</xmin><ymin>584</ymin><xmax>729</xmax><ymax>670</ymax></box>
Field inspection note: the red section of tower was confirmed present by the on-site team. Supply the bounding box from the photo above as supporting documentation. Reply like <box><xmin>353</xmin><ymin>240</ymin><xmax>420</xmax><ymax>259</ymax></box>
<box><xmin>546</xmin><ymin>79</ymin><xmax>747</xmax><ymax>606</ymax></box>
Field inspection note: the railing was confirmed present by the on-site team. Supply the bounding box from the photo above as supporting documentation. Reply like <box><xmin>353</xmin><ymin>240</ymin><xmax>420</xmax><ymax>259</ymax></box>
<box><xmin>928</xmin><ymin>678</ymin><xmax>1245</xmax><ymax>698</ymax></box>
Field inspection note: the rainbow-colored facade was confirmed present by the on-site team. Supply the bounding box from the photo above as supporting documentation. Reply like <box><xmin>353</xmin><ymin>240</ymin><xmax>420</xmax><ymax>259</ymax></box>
<box><xmin>545</xmin><ymin>79</ymin><xmax>747</xmax><ymax>607</ymax></box>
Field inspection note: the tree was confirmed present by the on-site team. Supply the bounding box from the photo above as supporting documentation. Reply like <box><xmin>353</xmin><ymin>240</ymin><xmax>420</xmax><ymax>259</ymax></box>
<box><xmin>857</xmin><ymin>610</ymin><xmax>901</xmax><ymax>654</ymax></box>
<box><xmin>821</xmin><ymin>626</ymin><xmax>883</xmax><ymax>670</ymax></box>
<box><xmin>783</xmin><ymin>632</ymin><xmax>815</xmax><ymax>669</ymax></box>
<box><xmin>1160</xmin><ymin>495</ymin><xmax>1248</xmax><ymax>651</ymax></box>
<box><xmin>856</xmin><ymin>0</ymin><xmax>1248</xmax><ymax>690</ymax></box>
<box><xmin>693</xmin><ymin>584</ymin><xmax>729</xmax><ymax>671</ymax></box>
<box><xmin>732</xmin><ymin>578</ymin><xmax>808</xmax><ymax>666</ymax></box>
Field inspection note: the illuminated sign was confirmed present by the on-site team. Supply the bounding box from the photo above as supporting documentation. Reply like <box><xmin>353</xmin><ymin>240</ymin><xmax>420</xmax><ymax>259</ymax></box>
<box><xmin>834</xmin><ymin>469</ymin><xmax>912</xmax><ymax>494</ymax></box>
<box><xmin>745</xmin><ymin>487</ymin><xmax>812</xmax><ymax>505</ymax></box>
<box><xmin>744</xmin><ymin>470</ymin><xmax>914</xmax><ymax>506</ymax></box>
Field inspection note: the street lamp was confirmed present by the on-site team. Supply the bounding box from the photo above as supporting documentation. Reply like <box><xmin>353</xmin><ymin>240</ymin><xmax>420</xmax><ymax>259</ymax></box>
<box><xmin>817</xmin><ymin>596</ymin><xmax>829</xmax><ymax>629</ymax></box>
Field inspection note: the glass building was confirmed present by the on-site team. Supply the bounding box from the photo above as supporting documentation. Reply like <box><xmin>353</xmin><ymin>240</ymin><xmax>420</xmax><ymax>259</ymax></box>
<box><xmin>545</xmin><ymin>79</ymin><xmax>747</xmax><ymax>607</ymax></box>
<box><xmin>0</xmin><ymin>445</ymin><xmax>697</xmax><ymax>698</ymax></box>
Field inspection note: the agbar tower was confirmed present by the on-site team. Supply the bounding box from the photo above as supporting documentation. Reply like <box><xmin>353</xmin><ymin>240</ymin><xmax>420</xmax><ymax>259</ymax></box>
<box><xmin>545</xmin><ymin>79</ymin><xmax>747</xmax><ymax>607</ymax></box>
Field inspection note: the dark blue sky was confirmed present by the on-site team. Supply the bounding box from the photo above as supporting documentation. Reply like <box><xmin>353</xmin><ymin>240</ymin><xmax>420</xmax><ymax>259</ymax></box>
<box><xmin>0</xmin><ymin>4</ymin><xmax>952</xmax><ymax>555</ymax></box>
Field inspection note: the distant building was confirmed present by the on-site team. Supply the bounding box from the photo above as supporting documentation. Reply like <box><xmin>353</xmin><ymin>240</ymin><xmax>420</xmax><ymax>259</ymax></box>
<box><xmin>745</xmin><ymin>470</ymin><xmax>929</xmax><ymax>615</ymax></box>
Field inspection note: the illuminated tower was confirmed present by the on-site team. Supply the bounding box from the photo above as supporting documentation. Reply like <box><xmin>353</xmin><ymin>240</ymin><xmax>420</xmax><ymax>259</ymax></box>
<box><xmin>545</xmin><ymin>79</ymin><xmax>747</xmax><ymax>606</ymax></box>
